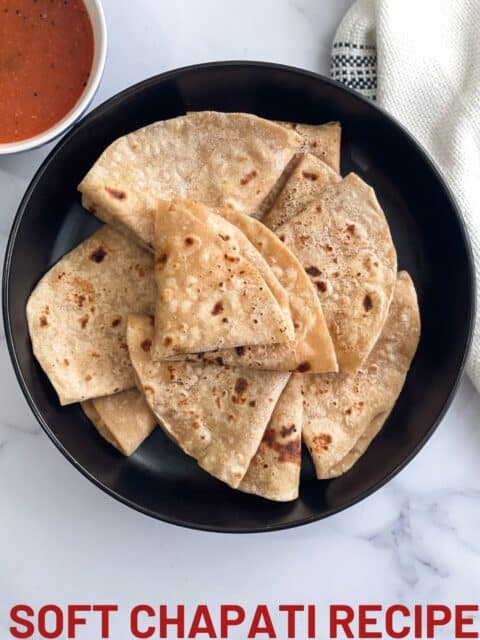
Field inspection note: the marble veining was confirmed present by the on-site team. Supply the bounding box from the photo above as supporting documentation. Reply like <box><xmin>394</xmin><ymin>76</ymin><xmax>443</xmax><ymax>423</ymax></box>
<box><xmin>0</xmin><ymin>0</ymin><xmax>478</xmax><ymax>622</ymax></box>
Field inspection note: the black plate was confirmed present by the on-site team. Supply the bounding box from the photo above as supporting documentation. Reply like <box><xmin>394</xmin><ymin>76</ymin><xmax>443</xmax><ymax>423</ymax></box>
<box><xmin>3</xmin><ymin>62</ymin><xmax>475</xmax><ymax>533</ymax></box>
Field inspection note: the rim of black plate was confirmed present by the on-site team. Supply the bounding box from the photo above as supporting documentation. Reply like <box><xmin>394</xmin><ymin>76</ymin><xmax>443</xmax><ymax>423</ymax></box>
<box><xmin>2</xmin><ymin>61</ymin><xmax>476</xmax><ymax>533</ymax></box>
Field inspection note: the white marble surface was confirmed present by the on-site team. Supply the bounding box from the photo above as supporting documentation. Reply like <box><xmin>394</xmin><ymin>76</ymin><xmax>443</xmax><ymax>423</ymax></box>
<box><xmin>1</xmin><ymin>0</ymin><xmax>480</xmax><ymax>634</ymax></box>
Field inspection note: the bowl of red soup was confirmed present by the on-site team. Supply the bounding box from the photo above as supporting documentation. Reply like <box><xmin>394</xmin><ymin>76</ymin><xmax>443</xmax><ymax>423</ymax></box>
<box><xmin>0</xmin><ymin>0</ymin><xmax>107</xmax><ymax>154</ymax></box>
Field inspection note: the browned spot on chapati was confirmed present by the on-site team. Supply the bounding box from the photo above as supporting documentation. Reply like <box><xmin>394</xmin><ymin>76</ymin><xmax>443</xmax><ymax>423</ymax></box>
<box><xmin>263</xmin><ymin>427</ymin><xmax>301</xmax><ymax>464</ymax></box>
<box><xmin>184</xmin><ymin>237</ymin><xmax>195</xmax><ymax>247</ymax></box>
<box><xmin>279</xmin><ymin>234</ymin><xmax>286</xmax><ymax>242</ymax></box>
<box><xmin>312</xmin><ymin>433</ymin><xmax>332</xmax><ymax>451</ymax></box>
<box><xmin>219</xmin><ymin>234</ymin><xmax>230</xmax><ymax>241</ymax></box>
<box><xmin>90</xmin><ymin>246</ymin><xmax>107</xmax><ymax>263</ymax></box>
<box><xmin>144</xmin><ymin>385</ymin><xmax>154</xmax><ymax>394</ymax></box>
<box><xmin>212</xmin><ymin>301</ymin><xmax>224</xmax><ymax>315</ymax></box>
<box><xmin>73</xmin><ymin>293</ymin><xmax>86</xmax><ymax>308</ymax></box>
<box><xmin>224</xmin><ymin>253</ymin><xmax>240</xmax><ymax>263</ymax></box>
<box><xmin>105</xmin><ymin>186</ymin><xmax>126</xmax><ymax>200</ymax></box>
<box><xmin>216</xmin><ymin>357</ymin><xmax>224</xmax><ymax>366</ymax></box>
<box><xmin>281</xmin><ymin>424</ymin><xmax>297</xmax><ymax>438</ymax></box>
<box><xmin>302</xmin><ymin>171</ymin><xmax>318</xmax><ymax>181</ymax></box>
<box><xmin>79</xmin><ymin>315</ymin><xmax>89</xmax><ymax>329</ymax></box>
<box><xmin>163</xmin><ymin>336</ymin><xmax>172</xmax><ymax>347</ymax></box>
<box><xmin>64</xmin><ymin>358</ymin><xmax>69</xmax><ymax>366</ymax></box>
<box><xmin>192</xmin><ymin>420</ymin><xmax>201</xmax><ymax>430</ymax></box>
<box><xmin>141</xmin><ymin>339</ymin><xmax>152</xmax><ymax>352</ymax></box>
<box><xmin>240</xmin><ymin>170</ymin><xmax>257</xmax><ymax>185</ymax></box>
<box><xmin>135</xmin><ymin>263</ymin><xmax>149</xmax><ymax>277</ymax></box>
<box><xmin>347</xmin><ymin>224</ymin><xmax>356</xmax><ymax>234</ymax></box>
<box><xmin>156</xmin><ymin>253</ymin><xmax>168</xmax><ymax>265</ymax></box>
<box><xmin>316</xmin><ymin>281</ymin><xmax>327</xmax><ymax>293</ymax></box>
<box><xmin>363</xmin><ymin>294</ymin><xmax>373</xmax><ymax>312</ymax></box>
<box><xmin>235</xmin><ymin>346</ymin><xmax>245</xmax><ymax>356</ymax></box>
<box><xmin>297</xmin><ymin>361</ymin><xmax>311</xmax><ymax>372</ymax></box>
<box><xmin>40</xmin><ymin>315</ymin><xmax>48</xmax><ymax>327</ymax></box>
<box><xmin>111</xmin><ymin>317</ymin><xmax>121</xmax><ymax>327</ymax></box>
<box><xmin>232</xmin><ymin>377</ymin><xmax>249</xmax><ymax>404</ymax></box>
<box><xmin>222</xmin><ymin>317</ymin><xmax>228</xmax><ymax>323</ymax></box>
<box><xmin>249</xmin><ymin>400</ymin><xmax>256</xmax><ymax>407</ymax></box>
<box><xmin>305</xmin><ymin>266</ymin><xmax>321</xmax><ymax>277</ymax></box>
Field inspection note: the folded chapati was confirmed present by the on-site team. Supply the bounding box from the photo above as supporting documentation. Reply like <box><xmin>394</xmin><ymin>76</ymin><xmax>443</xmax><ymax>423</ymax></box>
<box><xmin>26</xmin><ymin>226</ymin><xmax>155</xmax><ymax>405</ymax></box>
<box><xmin>303</xmin><ymin>272</ymin><xmax>420</xmax><ymax>479</ymax></box>
<box><xmin>179</xmin><ymin>205</ymin><xmax>338</xmax><ymax>373</ymax></box>
<box><xmin>79</xmin><ymin>111</ymin><xmax>302</xmax><ymax>249</ymax></box>
<box><xmin>153</xmin><ymin>199</ymin><xmax>294</xmax><ymax>359</ymax></box>
<box><xmin>239</xmin><ymin>374</ymin><xmax>303</xmax><ymax>501</ymax></box>
<box><xmin>127</xmin><ymin>314</ymin><xmax>290</xmax><ymax>488</ymax></box>
<box><xmin>277</xmin><ymin>121</ymin><xmax>341</xmax><ymax>173</ymax></box>
<box><xmin>262</xmin><ymin>153</ymin><xmax>341</xmax><ymax>230</ymax></box>
<box><xmin>275</xmin><ymin>173</ymin><xmax>397</xmax><ymax>373</ymax></box>
<box><xmin>82</xmin><ymin>388</ymin><xmax>156</xmax><ymax>456</ymax></box>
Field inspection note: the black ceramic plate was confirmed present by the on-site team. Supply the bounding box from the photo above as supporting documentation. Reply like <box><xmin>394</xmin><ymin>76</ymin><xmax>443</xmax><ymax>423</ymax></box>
<box><xmin>3</xmin><ymin>62</ymin><xmax>475</xmax><ymax>533</ymax></box>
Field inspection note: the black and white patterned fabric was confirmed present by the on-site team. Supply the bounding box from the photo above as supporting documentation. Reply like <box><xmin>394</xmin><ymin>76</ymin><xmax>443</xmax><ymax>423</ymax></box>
<box><xmin>330</xmin><ymin>41</ymin><xmax>377</xmax><ymax>100</ymax></box>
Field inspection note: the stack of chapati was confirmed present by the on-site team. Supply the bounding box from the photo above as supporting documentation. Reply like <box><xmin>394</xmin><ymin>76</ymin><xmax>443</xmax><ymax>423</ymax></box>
<box><xmin>26</xmin><ymin>111</ymin><xmax>420</xmax><ymax>502</ymax></box>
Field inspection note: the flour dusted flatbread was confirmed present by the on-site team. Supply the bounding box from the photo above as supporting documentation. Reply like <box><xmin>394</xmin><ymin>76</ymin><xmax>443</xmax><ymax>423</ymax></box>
<box><xmin>153</xmin><ymin>199</ymin><xmax>294</xmax><ymax>359</ymax></box>
<box><xmin>127</xmin><ymin>314</ymin><xmax>290</xmax><ymax>488</ymax></box>
<box><xmin>275</xmin><ymin>173</ymin><xmax>397</xmax><ymax>373</ymax></box>
<box><xmin>240</xmin><ymin>374</ymin><xmax>303</xmax><ymax>501</ymax></box>
<box><xmin>303</xmin><ymin>272</ymin><xmax>420</xmax><ymax>479</ymax></box>
<box><xmin>26</xmin><ymin>226</ymin><xmax>155</xmax><ymax>405</ymax></box>
<box><xmin>262</xmin><ymin>154</ymin><xmax>341</xmax><ymax>230</ymax></box>
<box><xmin>180</xmin><ymin>205</ymin><xmax>337</xmax><ymax>373</ymax></box>
<box><xmin>278</xmin><ymin>121</ymin><xmax>341</xmax><ymax>172</ymax></box>
<box><xmin>79</xmin><ymin>111</ymin><xmax>302</xmax><ymax>249</ymax></box>
<box><xmin>82</xmin><ymin>389</ymin><xmax>156</xmax><ymax>456</ymax></box>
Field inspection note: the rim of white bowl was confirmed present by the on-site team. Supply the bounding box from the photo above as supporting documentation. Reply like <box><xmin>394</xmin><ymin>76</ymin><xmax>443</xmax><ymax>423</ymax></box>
<box><xmin>0</xmin><ymin>0</ymin><xmax>107</xmax><ymax>155</ymax></box>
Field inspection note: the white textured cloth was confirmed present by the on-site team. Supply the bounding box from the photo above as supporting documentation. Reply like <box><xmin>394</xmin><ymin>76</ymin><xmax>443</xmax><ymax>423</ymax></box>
<box><xmin>331</xmin><ymin>0</ymin><xmax>480</xmax><ymax>393</ymax></box>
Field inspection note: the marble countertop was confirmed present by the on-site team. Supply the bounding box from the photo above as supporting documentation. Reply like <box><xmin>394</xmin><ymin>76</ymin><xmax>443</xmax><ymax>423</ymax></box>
<box><xmin>1</xmin><ymin>0</ymin><xmax>479</xmax><ymax>633</ymax></box>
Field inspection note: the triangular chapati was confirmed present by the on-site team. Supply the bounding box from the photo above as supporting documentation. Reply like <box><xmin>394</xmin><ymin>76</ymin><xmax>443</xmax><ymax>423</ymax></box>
<box><xmin>153</xmin><ymin>199</ymin><xmax>294</xmax><ymax>359</ymax></box>
<box><xmin>174</xmin><ymin>203</ymin><xmax>337</xmax><ymax>373</ymax></box>
<box><xmin>127</xmin><ymin>314</ymin><xmax>290</xmax><ymax>488</ymax></box>
<box><xmin>26</xmin><ymin>226</ymin><xmax>155</xmax><ymax>405</ymax></box>
<box><xmin>303</xmin><ymin>272</ymin><xmax>420</xmax><ymax>479</ymax></box>
<box><xmin>274</xmin><ymin>173</ymin><xmax>397</xmax><ymax>373</ymax></box>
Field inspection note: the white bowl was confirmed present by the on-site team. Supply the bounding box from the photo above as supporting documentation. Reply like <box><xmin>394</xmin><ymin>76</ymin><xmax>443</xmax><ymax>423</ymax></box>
<box><xmin>0</xmin><ymin>0</ymin><xmax>107</xmax><ymax>155</ymax></box>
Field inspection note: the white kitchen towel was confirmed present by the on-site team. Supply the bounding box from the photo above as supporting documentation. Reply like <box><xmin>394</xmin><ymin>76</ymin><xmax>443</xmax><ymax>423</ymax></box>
<box><xmin>331</xmin><ymin>0</ymin><xmax>480</xmax><ymax>393</ymax></box>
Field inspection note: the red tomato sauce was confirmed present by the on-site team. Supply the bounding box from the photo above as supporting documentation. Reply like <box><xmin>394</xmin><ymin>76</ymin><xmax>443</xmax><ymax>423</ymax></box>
<box><xmin>0</xmin><ymin>0</ymin><xmax>94</xmax><ymax>143</ymax></box>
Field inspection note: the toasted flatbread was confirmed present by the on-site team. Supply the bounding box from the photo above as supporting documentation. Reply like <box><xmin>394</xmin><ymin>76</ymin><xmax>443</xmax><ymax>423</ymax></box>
<box><xmin>303</xmin><ymin>272</ymin><xmax>420</xmax><ymax>479</ymax></box>
<box><xmin>127</xmin><ymin>314</ymin><xmax>290</xmax><ymax>488</ymax></box>
<box><xmin>262</xmin><ymin>153</ymin><xmax>341</xmax><ymax>230</ymax></box>
<box><xmin>153</xmin><ymin>199</ymin><xmax>294</xmax><ymax>359</ymax></box>
<box><xmin>82</xmin><ymin>389</ymin><xmax>156</xmax><ymax>455</ymax></box>
<box><xmin>79</xmin><ymin>111</ymin><xmax>302</xmax><ymax>249</ymax></box>
<box><xmin>240</xmin><ymin>374</ymin><xmax>303</xmax><ymax>501</ymax></box>
<box><xmin>26</xmin><ymin>226</ymin><xmax>155</xmax><ymax>405</ymax></box>
<box><xmin>176</xmin><ymin>204</ymin><xmax>337</xmax><ymax>373</ymax></box>
<box><xmin>275</xmin><ymin>173</ymin><xmax>397</xmax><ymax>373</ymax></box>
